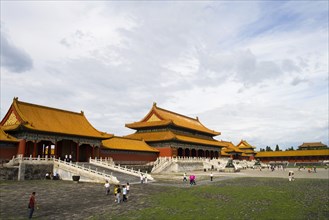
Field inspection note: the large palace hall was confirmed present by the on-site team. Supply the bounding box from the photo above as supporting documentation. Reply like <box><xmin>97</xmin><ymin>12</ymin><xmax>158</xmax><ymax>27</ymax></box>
<box><xmin>1</xmin><ymin>98</ymin><xmax>328</xmax><ymax>164</ymax></box>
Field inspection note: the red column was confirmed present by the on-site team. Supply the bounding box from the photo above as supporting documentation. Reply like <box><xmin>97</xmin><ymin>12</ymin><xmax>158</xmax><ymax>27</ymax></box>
<box><xmin>17</xmin><ymin>139</ymin><xmax>26</xmax><ymax>156</ymax></box>
<box><xmin>33</xmin><ymin>141</ymin><xmax>37</xmax><ymax>157</ymax></box>
<box><xmin>76</xmin><ymin>142</ymin><xmax>79</xmax><ymax>162</ymax></box>
<box><xmin>92</xmin><ymin>146</ymin><xmax>95</xmax><ymax>159</ymax></box>
<box><xmin>54</xmin><ymin>141</ymin><xmax>58</xmax><ymax>158</ymax></box>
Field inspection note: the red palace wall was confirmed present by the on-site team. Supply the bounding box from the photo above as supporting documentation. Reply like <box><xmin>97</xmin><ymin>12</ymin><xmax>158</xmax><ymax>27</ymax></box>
<box><xmin>100</xmin><ymin>149</ymin><xmax>158</xmax><ymax>164</ymax></box>
<box><xmin>158</xmin><ymin>147</ymin><xmax>173</xmax><ymax>157</ymax></box>
<box><xmin>0</xmin><ymin>143</ymin><xmax>18</xmax><ymax>160</ymax></box>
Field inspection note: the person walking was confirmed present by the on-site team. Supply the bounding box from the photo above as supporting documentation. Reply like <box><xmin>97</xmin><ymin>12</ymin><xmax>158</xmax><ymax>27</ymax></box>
<box><xmin>122</xmin><ymin>185</ymin><xmax>127</xmax><ymax>202</ymax></box>
<box><xmin>210</xmin><ymin>172</ymin><xmax>213</xmax><ymax>181</ymax></box>
<box><xmin>116</xmin><ymin>185</ymin><xmax>121</xmax><ymax>204</ymax></box>
<box><xmin>104</xmin><ymin>180</ymin><xmax>110</xmax><ymax>195</ymax></box>
<box><xmin>183</xmin><ymin>173</ymin><xmax>187</xmax><ymax>182</ymax></box>
<box><xmin>126</xmin><ymin>183</ymin><xmax>130</xmax><ymax>198</ymax></box>
<box><xmin>28</xmin><ymin>192</ymin><xmax>36</xmax><ymax>219</ymax></box>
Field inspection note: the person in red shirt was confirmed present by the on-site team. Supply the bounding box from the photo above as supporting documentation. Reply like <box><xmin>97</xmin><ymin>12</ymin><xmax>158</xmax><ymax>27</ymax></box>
<box><xmin>28</xmin><ymin>192</ymin><xmax>36</xmax><ymax>219</ymax></box>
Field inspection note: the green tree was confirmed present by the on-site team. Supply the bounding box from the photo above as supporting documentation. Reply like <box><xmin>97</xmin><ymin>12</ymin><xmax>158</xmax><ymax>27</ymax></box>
<box><xmin>275</xmin><ymin>144</ymin><xmax>280</xmax><ymax>151</ymax></box>
<box><xmin>266</xmin><ymin>146</ymin><xmax>273</xmax><ymax>151</ymax></box>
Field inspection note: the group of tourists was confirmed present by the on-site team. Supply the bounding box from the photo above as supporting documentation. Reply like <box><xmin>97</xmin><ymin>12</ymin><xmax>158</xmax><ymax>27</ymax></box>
<box><xmin>140</xmin><ymin>174</ymin><xmax>148</xmax><ymax>184</ymax></box>
<box><xmin>183</xmin><ymin>173</ymin><xmax>197</xmax><ymax>185</ymax></box>
<box><xmin>45</xmin><ymin>172</ymin><xmax>60</xmax><ymax>180</ymax></box>
<box><xmin>64</xmin><ymin>155</ymin><xmax>73</xmax><ymax>163</ymax></box>
<box><xmin>104</xmin><ymin>180</ymin><xmax>130</xmax><ymax>204</ymax></box>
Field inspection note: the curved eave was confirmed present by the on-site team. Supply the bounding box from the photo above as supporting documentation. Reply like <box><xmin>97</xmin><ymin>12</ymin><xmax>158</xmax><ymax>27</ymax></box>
<box><xmin>175</xmin><ymin>135</ymin><xmax>225</xmax><ymax>148</ymax></box>
<box><xmin>0</xmin><ymin>128</ymin><xmax>19</xmax><ymax>142</ymax></box>
<box><xmin>102</xmin><ymin>146</ymin><xmax>159</xmax><ymax>153</ymax></box>
<box><xmin>171</xmin><ymin>121</ymin><xmax>221</xmax><ymax>136</ymax></box>
<box><xmin>102</xmin><ymin>137</ymin><xmax>159</xmax><ymax>153</ymax></box>
<box><xmin>22</xmin><ymin>124</ymin><xmax>113</xmax><ymax>140</ymax></box>
<box><xmin>125</xmin><ymin>120</ymin><xmax>172</xmax><ymax>129</ymax></box>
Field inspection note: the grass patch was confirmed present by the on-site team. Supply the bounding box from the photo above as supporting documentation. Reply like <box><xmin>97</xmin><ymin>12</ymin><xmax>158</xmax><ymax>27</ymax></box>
<box><xmin>104</xmin><ymin>178</ymin><xmax>329</xmax><ymax>220</ymax></box>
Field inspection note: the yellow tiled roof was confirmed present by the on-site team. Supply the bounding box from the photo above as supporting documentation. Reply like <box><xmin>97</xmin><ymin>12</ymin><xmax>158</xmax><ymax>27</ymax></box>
<box><xmin>126</xmin><ymin>103</ymin><xmax>220</xmax><ymax>136</ymax></box>
<box><xmin>0</xmin><ymin>127</ymin><xmax>19</xmax><ymax>142</ymax></box>
<box><xmin>299</xmin><ymin>142</ymin><xmax>327</xmax><ymax>148</ymax></box>
<box><xmin>220</xmin><ymin>151</ymin><xmax>231</xmax><ymax>156</ymax></box>
<box><xmin>243</xmin><ymin>149</ymin><xmax>256</xmax><ymax>154</ymax></box>
<box><xmin>102</xmin><ymin>136</ymin><xmax>159</xmax><ymax>152</ymax></box>
<box><xmin>237</xmin><ymin>140</ymin><xmax>256</xmax><ymax>149</ymax></box>
<box><xmin>125</xmin><ymin>130</ymin><xmax>225</xmax><ymax>148</ymax></box>
<box><xmin>255</xmin><ymin>149</ymin><xmax>329</xmax><ymax>157</ymax></box>
<box><xmin>0</xmin><ymin>98</ymin><xmax>112</xmax><ymax>139</ymax></box>
<box><xmin>125</xmin><ymin>120</ymin><xmax>172</xmax><ymax>128</ymax></box>
<box><xmin>220</xmin><ymin>140</ymin><xmax>244</xmax><ymax>153</ymax></box>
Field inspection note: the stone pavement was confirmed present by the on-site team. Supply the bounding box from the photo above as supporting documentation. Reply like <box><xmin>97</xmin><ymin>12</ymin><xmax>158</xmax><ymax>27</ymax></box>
<box><xmin>0</xmin><ymin>168</ymin><xmax>328</xmax><ymax>219</ymax></box>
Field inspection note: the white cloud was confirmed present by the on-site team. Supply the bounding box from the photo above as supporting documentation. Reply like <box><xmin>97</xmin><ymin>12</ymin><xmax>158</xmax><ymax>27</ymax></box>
<box><xmin>0</xmin><ymin>1</ymin><xmax>328</xmax><ymax>150</ymax></box>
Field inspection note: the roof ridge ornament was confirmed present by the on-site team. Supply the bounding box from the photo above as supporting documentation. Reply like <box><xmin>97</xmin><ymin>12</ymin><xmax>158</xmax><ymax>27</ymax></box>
<box><xmin>153</xmin><ymin>102</ymin><xmax>157</xmax><ymax>107</ymax></box>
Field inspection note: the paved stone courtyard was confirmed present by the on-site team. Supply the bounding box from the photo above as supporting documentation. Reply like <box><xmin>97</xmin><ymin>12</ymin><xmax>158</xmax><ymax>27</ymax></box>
<box><xmin>0</xmin><ymin>168</ymin><xmax>328</xmax><ymax>219</ymax></box>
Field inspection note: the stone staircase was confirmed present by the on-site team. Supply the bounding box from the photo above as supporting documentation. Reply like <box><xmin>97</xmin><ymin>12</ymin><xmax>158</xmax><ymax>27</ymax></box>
<box><xmin>77</xmin><ymin>162</ymin><xmax>141</xmax><ymax>184</ymax></box>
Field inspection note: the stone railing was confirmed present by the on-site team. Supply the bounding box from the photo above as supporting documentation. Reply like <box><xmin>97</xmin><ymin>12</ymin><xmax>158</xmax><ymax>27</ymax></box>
<box><xmin>151</xmin><ymin>156</ymin><xmax>215</xmax><ymax>173</ymax></box>
<box><xmin>151</xmin><ymin>157</ymin><xmax>172</xmax><ymax>173</ymax></box>
<box><xmin>90</xmin><ymin>158</ymin><xmax>153</xmax><ymax>181</ymax></box>
<box><xmin>6</xmin><ymin>155</ymin><xmax>119</xmax><ymax>184</ymax></box>
<box><xmin>54</xmin><ymin>158</ymin><xmax>119</xmax><ymax>184</ymax></box>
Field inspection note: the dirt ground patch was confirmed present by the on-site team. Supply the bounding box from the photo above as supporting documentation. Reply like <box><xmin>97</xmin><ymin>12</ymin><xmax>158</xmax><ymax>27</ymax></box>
<box><xmin>0</xmin><ymin>180</ymin><xmax>168</xmax><ymax>220</ymax></box>
<box><xmin>0</xmin><ymin>168</ymin><xmax>328</xmax><ymax>219</ymax></box>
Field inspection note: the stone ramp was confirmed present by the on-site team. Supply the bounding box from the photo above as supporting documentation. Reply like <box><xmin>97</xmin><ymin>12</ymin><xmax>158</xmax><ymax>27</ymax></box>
<box><xmin>78</xmin><ymin>163</ymin><xmax>140</xmax><ymax>184</ymax></box>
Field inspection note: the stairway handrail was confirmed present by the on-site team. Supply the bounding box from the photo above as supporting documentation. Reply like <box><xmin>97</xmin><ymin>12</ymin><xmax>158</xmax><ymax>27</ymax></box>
<box><xmin>90</xmin><ymin>158</ymin><xmax>154</xmax><ymax>181</ymax></box>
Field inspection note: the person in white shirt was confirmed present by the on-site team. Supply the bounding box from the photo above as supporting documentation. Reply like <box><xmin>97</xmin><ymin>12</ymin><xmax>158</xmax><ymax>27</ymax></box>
<box><xmin>104</xmin><ymin>180</ymin><xmax>110</xmax><ymax>195</ymax></box>
<box><xmin>122</xmin><ymin>185</ymin><xmax>127</xmax><ymax>202</ymax></box>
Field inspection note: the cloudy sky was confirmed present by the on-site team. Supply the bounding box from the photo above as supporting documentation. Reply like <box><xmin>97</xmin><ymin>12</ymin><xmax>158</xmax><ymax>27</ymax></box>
<box><xmin>1</xmin><ymin>1</ymin><xmax>328</xmax><ymax>150</ymax></box>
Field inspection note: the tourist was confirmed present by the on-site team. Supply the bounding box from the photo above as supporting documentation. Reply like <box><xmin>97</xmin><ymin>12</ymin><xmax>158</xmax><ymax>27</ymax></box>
<box><xmin>104</xmin><ymin>180</ymin><xmax>110</xmax><ymax>195</ymax></box>
<box><xmin>189</xmin><ymin>175</ymin><xmax>196</xmax><ymax>185</ymax></box>
<box><xmin>45</xmin><ymin>172</ymin><xmax>50</xmax><ymax>180</ymax></box>
<box><xmin>122</xmin><ymin>185</ymin><xmax>127</xmax><ymax>202</ymax></box>
<box><xmin>126</xmin><ymin>183</ymin><xmax>130</xmax><ymax>198</ymax></box>
<box><xmin>28</xmin><ymin>192</ymin><xmax>36</xmax><ymax>219</ymax></box>
<box><xmin>313</xmin><ymin>166</ymin><xmax>317</xmax><ymax>173</ymax></box>
<box><xmin>183</xmin><ymin>172</ymin><xmax>187</xmax><ymax>182</ymax></box>
<box><xmin>116</xmin><ymin>185</ymin><xmax>121</xmax><ymax>204</ymax></box>
<box><xmin>114</xmin><ymin>185</ymin><xmax>118</xmax><ymax>202</ymax></box>
<box><xmin>53</xmin><ymin>172</ymin><xmax>59</xmax><ymax>180</ymax></box>
<box><xmin>69</xmin><ymin>154</ymin><xmax>72</xmax><ymax>162</ymax></box>
<box><xmin>210</xmin><ymin>172</ymin><xmax>213</xmax><ymax>181</ymax></box>
<box><xmin>288</xmin><ymin>171</ymin><xmax>295</xmax><ymax>181</ymax></box>
<box><xmin>144</xmin><ymin>175</ymin><xmax>148</xmax><ymax>184</ymax></box>
<box><xmin>140</xmin><ymin>174</ymin><xmax>144</xmax><ymax>184</ymax></box>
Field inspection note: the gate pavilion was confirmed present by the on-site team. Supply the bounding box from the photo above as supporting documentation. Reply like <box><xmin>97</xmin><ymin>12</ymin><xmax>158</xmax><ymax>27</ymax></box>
<box><xmin>0</xmin><ymin>98</ymin><xmax>112</xmax><ymax>162</ymax></box>
<box><xmin>125</xmin><ymin>103</ymin><xmax>225</xmax><ymax>158</ymax></box>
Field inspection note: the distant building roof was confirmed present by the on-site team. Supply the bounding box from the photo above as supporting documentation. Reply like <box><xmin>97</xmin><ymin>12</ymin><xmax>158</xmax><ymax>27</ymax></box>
<box><xmin>0</xmin><ymin>98</ymin><xmax>112</xmax><ymax>139</ymax></box>
<box><xmin>237</xmin><ymin>140</ymin><xmax>256</xmax><ymax>150</ymax></box>
<box><xmin>299</xmin><ymin>142</ymin><xmax>328</xmax><ymax>148</ymax></box>
<box><xmin>126</xmin><ymin>103</ymin><xmax>220</xmax><ymax>136</ymax></box>
<box><xmin>255</xmin><ymin>149</ymin><xmax>329</xmax><ymax>157</ymax></box>
<box><xmin>102</xmin><ymin>136</ymin><xmax>159</xmax><ymax>153</ymax></box>
<box><xmin>220</xmin><ymin>140</ymin><xmax>244</xmax><ymax>154</ymax></box>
